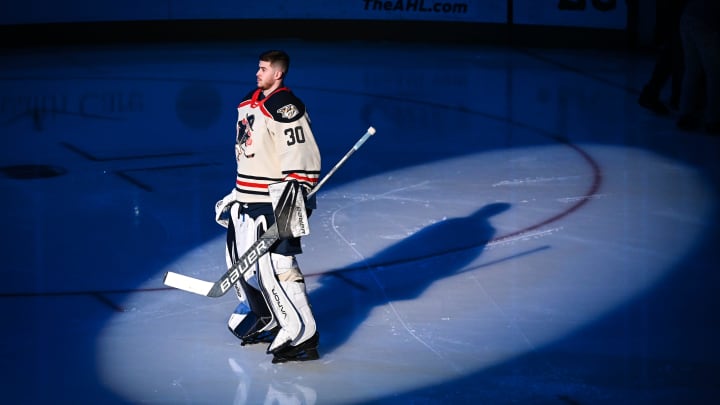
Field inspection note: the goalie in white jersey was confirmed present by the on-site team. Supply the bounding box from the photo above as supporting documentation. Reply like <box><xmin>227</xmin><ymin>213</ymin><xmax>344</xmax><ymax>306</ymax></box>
<box><xmin>215</xmin><ymin>50</ymin><xmax>321</xmax><ymax>363</ymax></box>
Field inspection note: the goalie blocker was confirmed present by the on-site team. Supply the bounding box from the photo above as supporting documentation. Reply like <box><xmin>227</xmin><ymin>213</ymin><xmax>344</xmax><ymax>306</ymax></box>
<box><xmin>268</xmin><ymin>180</ymin><xmax>310</xmax><ymax>240</ymax></box>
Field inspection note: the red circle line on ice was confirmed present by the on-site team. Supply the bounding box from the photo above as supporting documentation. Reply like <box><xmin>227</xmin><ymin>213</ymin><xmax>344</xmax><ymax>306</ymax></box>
<box><xmin>489</xmin><ymin>141</ymin><xmax>601</xmax><ymax>245</ymax></box>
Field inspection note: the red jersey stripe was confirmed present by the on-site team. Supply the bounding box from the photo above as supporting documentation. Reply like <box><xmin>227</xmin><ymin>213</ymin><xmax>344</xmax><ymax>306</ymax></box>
<box><xmin>235</xmin><ymin>180</ymin><xmax>269</xmax><ymax>189</ymax></box>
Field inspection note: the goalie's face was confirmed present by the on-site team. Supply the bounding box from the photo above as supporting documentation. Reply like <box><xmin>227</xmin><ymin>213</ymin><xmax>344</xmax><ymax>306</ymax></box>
<box><xmin>256</xmin><ymin>60</ymin><xmax>283</xmax><ymax>92</ymax></box>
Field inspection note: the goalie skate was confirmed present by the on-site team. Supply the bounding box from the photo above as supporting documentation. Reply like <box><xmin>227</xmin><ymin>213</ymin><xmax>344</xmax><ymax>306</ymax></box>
<box><xmin>271</xmin><ymin>332</ymin><xmax>320</xmax><ymax>364</ymax></box>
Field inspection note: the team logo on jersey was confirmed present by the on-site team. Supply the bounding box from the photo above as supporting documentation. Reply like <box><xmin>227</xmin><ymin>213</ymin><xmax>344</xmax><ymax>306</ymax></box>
<box><xmin>277</xmin><ymin>104</ymin><xmax>299</xmax><ymax>119</ymax></box>
<box><xmin>237</xmin><ymin>114</ymin><xmax>255</xmax><ymax>158</ymax></box>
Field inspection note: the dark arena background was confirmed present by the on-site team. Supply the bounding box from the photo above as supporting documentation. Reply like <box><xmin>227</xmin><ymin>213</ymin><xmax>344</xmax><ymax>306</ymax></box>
<box><xmin>2</xmin><ymin>1</ymin><xmax>719</xmax><ymax>404</ymax></box>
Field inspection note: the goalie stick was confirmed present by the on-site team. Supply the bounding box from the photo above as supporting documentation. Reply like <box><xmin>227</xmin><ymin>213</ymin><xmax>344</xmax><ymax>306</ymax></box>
<box><xmin>163</xmin><ymin>126</ymin><xmax>377</xmax><ymax>297</ymax></box>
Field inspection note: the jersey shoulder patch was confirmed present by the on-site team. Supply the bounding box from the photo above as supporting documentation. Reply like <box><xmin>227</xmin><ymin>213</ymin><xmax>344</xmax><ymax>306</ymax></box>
<box><xmin>265</xmin><ymin>90</ymin><xmax>307</xmax><ymax>123</ymax></box>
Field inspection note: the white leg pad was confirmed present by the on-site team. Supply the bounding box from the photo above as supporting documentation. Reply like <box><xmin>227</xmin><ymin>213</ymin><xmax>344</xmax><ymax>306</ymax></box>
<box><xmin>262</xmin><ymin>254</ymin><xmax>318</xmax><ymax>353</ymax></box>
<box><xmin>280</xmin><ymin>279</ymin><xmax>317</xmax><ymax>347</ymax></box>
<box><xmin>267</xmin><ymin>253</ymin><xmax>317</xmax><ymax>350</ymax></box>
<box><xmin>226</xmin><ymin>207</ymin><xmax>277</xmax><ymax>339</ymax></box>
<box><xmin>260</xmin><ymin>256</ymin><xmax>302</xmax><ymax>353</ymax></box>
<box><xmin>226</xmin><ymin>205</ymin><xmax>269</xmax><ymax>295</ymax></box>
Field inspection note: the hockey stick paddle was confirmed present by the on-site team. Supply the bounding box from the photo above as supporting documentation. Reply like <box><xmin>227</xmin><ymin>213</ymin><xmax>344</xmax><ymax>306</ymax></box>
<box><xmin>164</xmin><ymin>126</ymin><xmax>377</xmax><ymax>297</ymax></box>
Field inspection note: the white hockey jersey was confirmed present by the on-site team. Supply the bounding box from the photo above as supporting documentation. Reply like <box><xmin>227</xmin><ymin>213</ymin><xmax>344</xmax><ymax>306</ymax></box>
<box><xmin>233</xmin><ymin>87</ymin><xmax>321</xmax><ymax>205</ymax></box>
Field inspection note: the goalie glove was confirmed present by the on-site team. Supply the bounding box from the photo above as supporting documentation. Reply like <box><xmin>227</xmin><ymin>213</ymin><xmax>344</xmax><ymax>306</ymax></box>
<box><xmin>215</xmin><ymin>191</ymin><xmax>236</xmax><ymax>228</ymax></box>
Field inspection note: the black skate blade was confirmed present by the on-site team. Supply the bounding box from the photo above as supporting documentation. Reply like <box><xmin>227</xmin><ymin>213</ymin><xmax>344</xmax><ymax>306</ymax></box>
<box><xmin>271</xmin><ymin>332</ymin><xmax>320</xmax><ymax>363</ymax></box>
<box><xmin>271</xmin><ymin>347</ymin><xmax>320</xmax><ymax>364</ymax></box>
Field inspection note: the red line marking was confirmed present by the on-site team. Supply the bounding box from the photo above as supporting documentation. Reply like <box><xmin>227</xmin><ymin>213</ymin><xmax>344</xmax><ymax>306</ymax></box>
<box><xmin>491</xmin><ymin>142</ymin><xmax>602</xmax><ymax>243</ymax></box>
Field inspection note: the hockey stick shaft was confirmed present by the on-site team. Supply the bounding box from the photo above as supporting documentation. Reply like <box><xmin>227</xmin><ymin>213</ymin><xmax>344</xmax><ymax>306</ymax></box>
<box><xmin>309</xmin><ymin>126</ymin><xmax>376</xmax><ymax>197</ymax></box>
<box><xmin>163</xmin><ymin>126</ymin><xmax>377</xmax><ymax>297</ymax></box>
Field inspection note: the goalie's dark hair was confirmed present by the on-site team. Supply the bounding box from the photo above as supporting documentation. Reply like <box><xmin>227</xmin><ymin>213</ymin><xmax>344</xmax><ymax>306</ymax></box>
<box><xmin>259</xmin><ymin>50</ymin><xmax>290</xmax><ymax>78</ymax></box>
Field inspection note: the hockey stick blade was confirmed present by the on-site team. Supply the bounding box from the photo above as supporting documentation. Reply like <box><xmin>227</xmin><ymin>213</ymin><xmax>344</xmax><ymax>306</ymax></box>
<box><xmin>164</xmin><ymin>226</ymin><xmax>278</xmax><ymax>297</ymax></box>
<box><xmin>163</xmin><ymin>126</ymin><xmax>377</xmax><ymax>297</ymax></box>
<box><xmin>163</xmin><ymin>271</ymin><xmax>215</xmax><ymax>296</ymax></box>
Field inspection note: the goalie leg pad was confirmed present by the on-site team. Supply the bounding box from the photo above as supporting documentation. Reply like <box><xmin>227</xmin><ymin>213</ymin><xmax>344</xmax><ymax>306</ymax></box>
<box><xmin>262</xmin><ymin>254</ymin><xmax>318</xmax><ymax>354</ymax></box>
<box><xmin>228</xmin><ymin>277</ymin><xmax>279</xmax><ymax>344</ymax></box>
<box><xmin>226</xmin><ymin>208</ymin><xmax>277</xmax><ymax>343</ymax></box>
<box><xmin>279</xmin><ymin>279</ymin><xmax>317</xmax><ymax>346</ymax></box>
<box><xmin>226</xmin><ymin>204</ymin><xmax>267</xmax><ymax>291</ymax></box>
<box><xmin>259</xmin><ymin>261</ymin><xmax>302</xmax><ymax>353</ymax></box>
<box><xmin>271</xmin><ymin>253</ymin><xmax>317</xmax><ymax>346</ymax></box>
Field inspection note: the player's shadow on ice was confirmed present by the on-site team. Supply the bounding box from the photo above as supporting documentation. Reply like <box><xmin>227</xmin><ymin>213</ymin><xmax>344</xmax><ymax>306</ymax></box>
<box><xmin>311</xmin><ymin>202</ymin><xmax>511</xmax><ymax>355</ymax></box>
